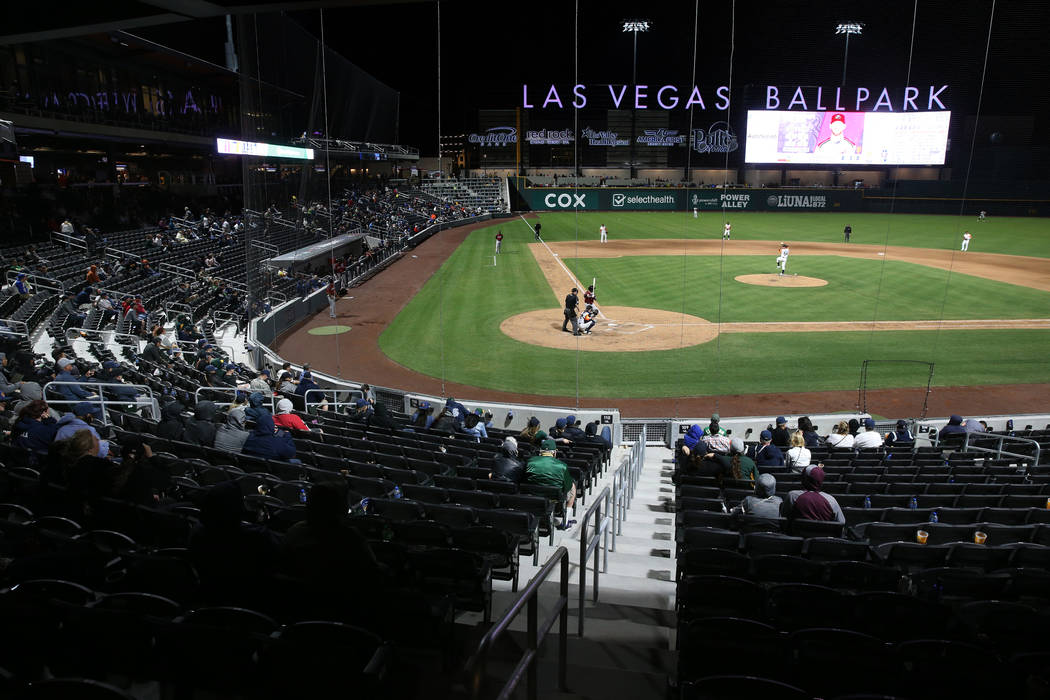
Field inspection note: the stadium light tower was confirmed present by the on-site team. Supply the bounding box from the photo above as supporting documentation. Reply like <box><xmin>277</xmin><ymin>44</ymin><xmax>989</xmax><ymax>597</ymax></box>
<box><xmin>623</xmin><ymin>19</ymin><xmax>651</xmax><ymax>179</ymax></box>
<box><xmin>835</xmin><ymin>22</ymin><xmax>864</xmax><ymax>86</ymax></box>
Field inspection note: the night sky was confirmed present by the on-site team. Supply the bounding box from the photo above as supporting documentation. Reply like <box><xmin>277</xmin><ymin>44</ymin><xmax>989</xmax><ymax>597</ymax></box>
<box><xmin>136</xmin><ymin>0</ymin><xmax>1050</xmax><ymax>155</ymax></box>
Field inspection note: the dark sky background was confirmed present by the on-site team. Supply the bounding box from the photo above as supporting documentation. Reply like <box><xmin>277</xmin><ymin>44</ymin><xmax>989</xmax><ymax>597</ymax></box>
<box><xmin>137</xmin><ymin>0</ymin><xmax>1050</xmax><ymax>155</ymax></box>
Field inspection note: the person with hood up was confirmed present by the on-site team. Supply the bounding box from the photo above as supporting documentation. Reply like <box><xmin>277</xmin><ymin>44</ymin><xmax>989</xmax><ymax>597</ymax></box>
<box><xmin>731</xmin><ymin>473</ymin><xmax>783</xmax><ymax>519</ymax></box>
<box><xmin>184</xmin><ymin>400</ymin><xmax>218</xmax><ymax>447</ymax></box>
<box><xmin>369</xmin><ymin>402</ymin><xmax>399</xmax><ymax>431</ymax></box>
<box><xmin>681</xmin><ymin>423</ymin><xmax>704</xmax><ymax>457</ymax></box>
<box><xmin>244</xmin><ymin>391</ymin><xmax>270</xmax><ymax>423</ymax></box>
<box><xmin>156</xmin><ymin>400</ymin><xmax>187</xmax><ymax>441</ymax></box>
<box><xmin>242</xmin><ymin>413</ymin><xmax>297</xmax><ymax>462</ymax></box>
<box><xmin>13</xmin><ymin>399</ymin><xmax>59</xmax><ymax>460</ymax></box>
<box><xmin>55</xmin><ymin>401</ymin><xmax>110</xmax><ymax>458</ymax></box>
<box><xmin>13</xmin><ymin>382</ymin><xmax>60</xmax><ymax>420</ymax></box>
<box><xmin>214</xmin><ymin>407</ymin><xmax>250</xmax><ymax>453</ymax></box>
<box><xmin>273</xmin><ymin>398</ymin><xmax>310</xmax><ymax>431</ymax></box>
<box><xmin>938</xmin><ymin>415</ymin><xmax>967</xmax><ymax>442</ymax></box>
<box><xmin>491</xmin><ymin>436</ymin><xmax>524</xmax><ymax>482</ymax></box>
<box><xmin>787</xmin><ymin>466</ymin><xmax>845</xmax><ymax>524</ymax></box>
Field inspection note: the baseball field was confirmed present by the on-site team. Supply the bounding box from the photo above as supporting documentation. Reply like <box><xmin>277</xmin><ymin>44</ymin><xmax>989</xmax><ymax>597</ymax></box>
<box><xmin>377</xmin><ymin>211</ymin><xmax>1050</xmax><ymax>401</ymax></box>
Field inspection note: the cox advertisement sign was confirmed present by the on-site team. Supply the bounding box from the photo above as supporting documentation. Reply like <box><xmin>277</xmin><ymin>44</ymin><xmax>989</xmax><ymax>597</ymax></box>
<box><xmin>540</xmin><ymin>191</ymin><xmax>596</xmax><ymax>210</ymax></box>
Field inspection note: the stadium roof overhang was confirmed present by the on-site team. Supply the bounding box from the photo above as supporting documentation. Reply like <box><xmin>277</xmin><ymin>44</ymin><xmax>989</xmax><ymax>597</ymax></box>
<box><xmin>0</xmin><ymin>0</ymin><xmax>433</xmax><ymax>46</ymax></box>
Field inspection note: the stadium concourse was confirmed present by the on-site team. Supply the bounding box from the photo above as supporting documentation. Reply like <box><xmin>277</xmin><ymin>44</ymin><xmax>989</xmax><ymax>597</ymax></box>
<box><xmin>0</xmin><ymin>181</ymin><xmax>1046</xmax><ymax>700</ymax></box>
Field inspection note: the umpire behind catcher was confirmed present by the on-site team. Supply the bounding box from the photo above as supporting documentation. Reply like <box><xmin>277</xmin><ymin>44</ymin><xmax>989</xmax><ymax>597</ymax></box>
<box><xmin>562</xmin><ymin>287</ymin><xmax>580</xmax><ymax>335</ymax></box>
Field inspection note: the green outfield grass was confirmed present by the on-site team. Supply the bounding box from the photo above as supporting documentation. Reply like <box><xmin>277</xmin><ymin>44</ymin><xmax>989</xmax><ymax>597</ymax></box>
<box><xmin>532</xmin><ymin>210</ymin><xmax>1050</xmax><ymax>257</ymax></box>
<box><xmin>377</xmin><ymin>214</ymin><xmax>1050</xmax><ymax>398</ymax></box>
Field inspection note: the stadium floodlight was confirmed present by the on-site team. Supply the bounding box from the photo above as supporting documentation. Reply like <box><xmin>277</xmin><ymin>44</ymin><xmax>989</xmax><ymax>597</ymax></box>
<box><xmin>623</xmin><ymin>20</ymin><xmax>651</xmax><ymax>179</ymax></box>
<box><xmin>835</xmin><ymin>22</ymin><xmax>864</xmax><ymax>86</ymax></box>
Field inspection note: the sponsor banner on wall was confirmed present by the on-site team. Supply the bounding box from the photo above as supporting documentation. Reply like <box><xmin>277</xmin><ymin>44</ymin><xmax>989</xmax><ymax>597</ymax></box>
<box><xmin>518</xmin><ymin>187</ymin><xmax>863</xmax><ymax>212</ymax></box>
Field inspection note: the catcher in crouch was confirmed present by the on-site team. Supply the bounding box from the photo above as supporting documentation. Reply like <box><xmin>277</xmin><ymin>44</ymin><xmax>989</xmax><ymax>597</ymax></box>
<box><xmin>578</xmin><ymin>304</ymin><xmax>598</xmax><ymax>334</ymax></box>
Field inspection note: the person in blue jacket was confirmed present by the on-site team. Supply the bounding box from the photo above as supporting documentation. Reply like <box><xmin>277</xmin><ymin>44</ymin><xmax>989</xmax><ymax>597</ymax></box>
<box><xmin>13</xmin><ymin>399</ymin><xmax>59</xmax><ymax>460</ymax></box>
<box><xmin>938</xmin><ymin>415</ymin><xmax>967</xmax><ymax>442</ymax></box>
<box><xmin>54</xmin><ymin>358</ymin><xmax>98</xmax><ymax>403</ymax></box>
<box><xmin>749</xmin><ymin>430</ymin><xmax>785</xmax><ymax>467</ymax></box>
<box><xmin>682</xmin><ymin>424</ymin><xmax>704</xmax><ymax>454</ymax></box>
<box><xmin>242</xmin><ymin>413</ymin><xmax>298</xmax><ymax>462</ymax></box>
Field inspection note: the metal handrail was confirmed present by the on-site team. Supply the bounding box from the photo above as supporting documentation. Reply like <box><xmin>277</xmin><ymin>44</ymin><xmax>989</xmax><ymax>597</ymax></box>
<box><xmin>608</xmin><ymin>426</ymin><xmax>646</xmax><ymax>549</ymax></box>
<box><xmin>958</xmin><ymin>431</ymin><xmax>1041</xmax><ymax>466</ymax></box>
<box><xmin>461</xmin><ymin>546</ymin><xmax>569</xmax><ymax>700</ymax></box>
<box><xmin>0</xmin><ymin>318</ymin><xmax>29</xmax><ymax>338</ymax></box>
<box><xmin>44</xmin><ymin>381</ymin><xmax>158</xmax><ymax>422</ymax></box>
<box><xmin>5</xmin><ymin>270</ymin><xmax>64</xmax><ymax>293</ymax></box>
<box><xmin>158</xmin><ymin>262</ymin><xmax>198</xmax><ymax>281</ymax></box>
<box><xmin>304</xmin><ymin>388</ymin><xmax>362</xmax><ymax>407</ymax></box>
<box><xmin>578</xmin><ymin>485</ymin><xmax>611</xmax><ymax>637</ymax></box>
<box><xmin>194</xmin><ymin>386</ymin><xmax>276</xmax><ymax>413</ymax></box>
<box><xmin>64</xmin><ymin>327</ymin><xmax>140</xmax><ymax>349</ymax></box>
<box><xmin>164</xmin><ymin>301</ymin><xmax>193</xmax><ymax>317</ymax></box>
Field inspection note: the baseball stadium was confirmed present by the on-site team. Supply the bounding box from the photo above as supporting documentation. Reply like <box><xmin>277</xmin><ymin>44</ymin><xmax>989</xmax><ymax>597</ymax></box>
<box><xmin>0</xmin><ymin>1</ymin><xmax>1049</xmax><ymax>699</ymax></box>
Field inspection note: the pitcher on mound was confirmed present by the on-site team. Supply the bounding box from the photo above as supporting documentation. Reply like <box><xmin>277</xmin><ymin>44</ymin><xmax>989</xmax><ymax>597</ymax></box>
<box><xmin>776</xmin><ymin>243</ymin><xmax>790</xmax><ymax>276</ymax></box>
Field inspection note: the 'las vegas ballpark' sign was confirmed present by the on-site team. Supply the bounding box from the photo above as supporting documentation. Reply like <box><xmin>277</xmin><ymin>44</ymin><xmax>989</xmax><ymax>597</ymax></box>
<box><xmin>521</xmin><ymin>84</ymin><xmax>949</xmax><ymax>112</ymax></box>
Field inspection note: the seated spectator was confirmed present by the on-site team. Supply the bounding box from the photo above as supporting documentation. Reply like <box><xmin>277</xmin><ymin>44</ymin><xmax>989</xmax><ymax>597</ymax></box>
<box><xmin>243</xmin><ymin>414</ymin><xmax>297</xmax><ymax>462</ymax></box>
<box><xmin>0</xmin><ymin>352</ymin><xmax>24</xmax><ymax>396</ymax></box>
<box><xmin>848</xmin><ymin>418</ymin><xmax>860</xmax><ymax>436</ymax></box>
<box><xmin>731</xmin><ymin>473</ymin><xmax>783</xmax><ymax>518</ymax></box>
<box><xmin>518</xmin><ymin>416</ymin><xmax>541</xmax><ymax>444</ymax></box>
<box><xmin>12</xmin><ymin>399</ymin><xmax>58</xmax><ymax>461</ymax></box>
<box><xmin>854</xmin><ymin>418</ymin><xmax>884</xmax><ymax>449</ymax></box>
<box><xmin>279</xmin><ymin>480</ymin><xmax>382</xmax><ymax>594</ymax></box>
<box><xmin>583</xmin><ymin>421</ymin><xmax>613</xmax><ymax>451</ymax></box>
<box><xmin>13</xmin><ymin>382</ymin><xmax>59</xmax><ymax>420</ymax></box>
<box><xmin>273</xmin><ymin>398</ymin><xmax>310</xmax><ymax>431</ymax></box>
<box><xmin>249</xmin><ymin>369</ymin><xmax>272</xmax><ymax>394</ymax></box>
<box><xmin>101</xmin><ymin>363</ymin><xmax>143</xmax><ymax>402</ymax></box>
<box><xmin>214</xmin><ymin>407</ymin><xmax>250</xmax><ymax>453</ymax></box>
<box><xmin>59</xmin><ymin>293</ymin><xmax>87</xmax><ymax>323</ymax></box>
<box><xmin>701</xmin><ymin>430</ymin><xmax>731</xmax><ymax>455</ymax></box>
<box><xmin>770</xmin><ymin>416</ymin><xmax>790</xmax><ymax>448</ymax></box>
<box><xmin>94</xmin><ymin>292</ymin><xmax>117</xmax><ymax>323</ymax></box>
<box><xmin>85</xmin><ymin>265</ymin><xmax>101</xmax><ymax>284</ymax></box>
<box><xmin>787</xmin><ymin>466</ymin><xmax>845</xmax><ymax>524</ymax></box>
<box><xmin>347</xmin><ymin>398</ymin><xmax>374</xmax><ymax>422</ymax></box>
<box><xmin>409</xmin><ymin>401</ymin><xmax>434</xmax><ymax>429</ymax></box>
<box><xmin>141</xmin><ymin>336</ymin><xmax>170</xmax><ymax>367</ymax></box>
<box><xmin>185</xmin><ymin>401</ymin><xmax>218</xmax><ymax>447</ymax></box>
<box><xmin>47</xmin><ymin>429</ymin><xmax>113</xmax><ymax>508</ymax></box>
<box><xmin>525</xmin><ymin>439</ymin><xmax>576</xmax><ymax>529</ymax></box>
<box><xmin>461</xmin><ymin>408</ymin><xmax>488</xmax><ymax>441</ymax></box>
<box><xmin>749</xmin><ymin>430</ymin><xmax>785</xmax><ymax>467</ymax></box>
<box><xmin>156</xmin><ymin>400</ymin><xmax>187</xmax><ymax>441</ymax></box>
<box><xmin>563</xmin><ymin>415</ymin><xmax>587</xmax><ymax>440</ymax></box>
<box><xmin>785</xmin><ymin>431</ymin><xmax>812</xmax><ymax>473</ymax></box>
<box><xmin>491</xmin><ymin>437</ymin><xmax>524</xmax><ymax>482</ymax></box>
<box><xmin>55</xmin><ymin>402</ymin><xmax>110</xmax><ymax>458</ymax></box>
<box><xmin>702</xmin><ymin>413</ymin><xmax>725</xmax><ymax>437</ymax></box>
<box><xmin>189</xmin><ymin>482</ymin><xmax>279</xmax><ymax>605</ymax></box>
<box><xmin>245</xmin><ymin>391</ymin><xmax>270</xmax><ymax>423</ymax></box>
<box><xmin>368</xmin><ymin>402</ymin><xmax>398</xmax><ymax>431</ymax></box>
<box><xmin>884</xmin><ymin>419</ymin><xmax>915</xmax><ymax>447</ymax></box>
<box><xmin>707</xmin><ymin>438</ymin><xmax>758</xmax><ymax>482</ymax></box>
<box><xmin>825</xmin><ymin>420</ymin><xmax>855</xmax><ymax>449</ymax></box>
<box><xmin>294</xmin><ymin>371</ymin><xmax>321</xmax><ymax>401</ymax></box>
<box><xmin>277</xmin><ymin>372</ymin><xmax>298</xmax><ymax>394</ymax></box>
<box><xmin>937</xmin><ymin>415</ymin><xmax>967</xmax><ymax>441</ymax></box>
<box><xmin>797</xmin><ymin>416</ymin><xmax>822</xmax><ymax>447</ymax></box>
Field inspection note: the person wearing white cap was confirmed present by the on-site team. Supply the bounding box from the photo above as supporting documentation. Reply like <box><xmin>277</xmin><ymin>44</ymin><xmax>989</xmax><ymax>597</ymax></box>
<box><xmin>273</xmin><ymin>398</ymin><xmax>310</xmax><ymax>431</ymax></box>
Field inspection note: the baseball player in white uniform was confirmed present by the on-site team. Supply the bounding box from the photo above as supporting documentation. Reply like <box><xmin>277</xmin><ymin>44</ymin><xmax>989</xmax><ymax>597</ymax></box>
<box><xmin>599</xmin><ymin>224</ymin><xmax>608</xmax><ymax>243</ymax></box>
<box><xmin>693</xmin><ymin>207</ymin><xmax>698</xmax><ymax>219</ymax></box>
<box><xmin>978</xmin><ymin>210</ymin><xmax>986</xmax><ymax>222</ymax></box>
<box><xmin>961</xmin><ymin>231</ymin><xmax>972</xmax><ymax>251</ymax></box>
<box><xmin>776</xmin><ymin>243</ymin><xmax>790</xmax><ymax>275</ymax></box>
<box><xmin>723</xmin><ymin>222</ymin><xmax>731</xmax><ymax>240</ymax></box>
<box><xmin>578</xmin><ymin>305</ymin><xmax>598</xmax><ymax>334</ymax></box>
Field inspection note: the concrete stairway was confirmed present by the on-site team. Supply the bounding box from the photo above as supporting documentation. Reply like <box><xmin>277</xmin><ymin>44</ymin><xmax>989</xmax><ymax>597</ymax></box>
<box><xmin>459</xmin><ymin>442</ymin><xmax>679</xmax><ymax>699</ymax></box>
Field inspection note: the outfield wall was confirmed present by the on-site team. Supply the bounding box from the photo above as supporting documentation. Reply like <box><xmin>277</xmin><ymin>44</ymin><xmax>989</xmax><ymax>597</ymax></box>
<box><xmin>515</xmin><ymin>185</ymin><xmax>1050</xmax><ymax>216</ymax></box>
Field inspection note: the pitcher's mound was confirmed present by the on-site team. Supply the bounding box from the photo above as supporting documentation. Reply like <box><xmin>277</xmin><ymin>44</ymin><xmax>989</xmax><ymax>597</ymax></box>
<box><xmin>500</xmin><ymin>305</ymin><xmax>718</xmax><ymax>352</ymax></box>
<box><xmin>735</xmin><ymin>274</ymin><xmax>828</xmax><ymax>288</ymax></box>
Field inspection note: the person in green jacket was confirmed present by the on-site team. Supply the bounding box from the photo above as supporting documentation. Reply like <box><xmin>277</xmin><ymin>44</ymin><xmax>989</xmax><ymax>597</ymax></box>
<box><xmin>525</xmin><ymin>439</ymin><xmax>577</xmax><ymax>529</ymax></box>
